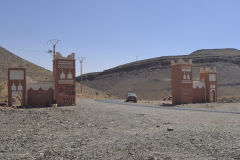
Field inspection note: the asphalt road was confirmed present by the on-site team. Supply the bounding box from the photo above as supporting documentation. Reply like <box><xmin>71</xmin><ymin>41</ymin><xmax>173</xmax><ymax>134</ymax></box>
<box><xmin>95</xmin><ymin>99</ymin><xmax>240</xmax><ymax>115</ymax></box>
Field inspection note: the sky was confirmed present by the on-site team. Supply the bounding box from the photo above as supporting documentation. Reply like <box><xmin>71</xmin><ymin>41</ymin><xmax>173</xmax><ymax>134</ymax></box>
<box><xmin>1</xmin><ymin>0</ymin><xmax>240</xmax><ymax>75</ymax></box>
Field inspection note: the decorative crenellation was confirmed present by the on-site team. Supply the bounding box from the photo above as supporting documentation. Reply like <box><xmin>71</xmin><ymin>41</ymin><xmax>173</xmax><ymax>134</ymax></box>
<box><xmin>171</xmin><ymin>58</ymin><xmax>192</xmax><ymax>65</ymax></box>
<box><xmin>55</xmin><ymin>52</ymin><xmax>75</xmax><ymax>60</ymax></box>
<box><xmin>200</xmin><ymin>67</ymin><xmax>216</xmax><ymax>73</ymax></box>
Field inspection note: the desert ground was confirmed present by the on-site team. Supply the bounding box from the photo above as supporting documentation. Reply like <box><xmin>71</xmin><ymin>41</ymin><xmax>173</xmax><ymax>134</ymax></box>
<box><xmin>0</xmin><ymin>99</ymin><xmax>240</xmax><ymax>160</ymax></box>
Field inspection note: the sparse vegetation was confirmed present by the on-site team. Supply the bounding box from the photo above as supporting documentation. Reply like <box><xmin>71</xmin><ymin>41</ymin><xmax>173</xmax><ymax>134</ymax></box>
<box><xmin>219</xmin><ymin>95</ymin><xmax>240</xmax><ymax>103</ymax></box>
<box><xmin>0</xmin><ymin>81</ymin><xmax>5</xmax><ymax>93</ymax></box>
<box><xmin>76</xmin><ymin>82</ymin><xmax>113</xmax><ymax>99</ymax></box>
<box><xmin>0</xmin><ymin>81</ymin><xmax>7</xmax><ymax>106</ymax></box>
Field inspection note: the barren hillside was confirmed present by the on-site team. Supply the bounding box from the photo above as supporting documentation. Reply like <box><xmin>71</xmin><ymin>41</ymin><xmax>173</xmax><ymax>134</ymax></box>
<box><xmin>0</xmin><ymin>46</ymin><xmax>52</xmax><ymax>81</ymax></box>
<box><xmin>79</xmin><ymin>48</ymin><xmax>240</xmax><ymax>100</ymax></box>
<box><xmin>0</xmin><ymin>46</ymin><xmax>110</xmax><ymax>103</ymax></box>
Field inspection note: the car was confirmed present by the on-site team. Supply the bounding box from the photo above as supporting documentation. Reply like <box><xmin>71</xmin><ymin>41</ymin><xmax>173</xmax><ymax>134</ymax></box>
<box><xmin>126</xmin><ymin>93</ymin><xmax>137</xmax><ymax>103</ymax></box>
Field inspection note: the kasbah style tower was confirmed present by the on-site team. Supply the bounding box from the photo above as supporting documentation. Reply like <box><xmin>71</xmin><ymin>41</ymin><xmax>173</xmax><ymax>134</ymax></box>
<box><xmin>171</xmin><ymin>58</ymin><xmax>217</xmax><ymax>105</ymax></box>
<box><xmin>53</xmin><ymin>52</ymin><xmax>76</xmax><ymax>106</ymax></box>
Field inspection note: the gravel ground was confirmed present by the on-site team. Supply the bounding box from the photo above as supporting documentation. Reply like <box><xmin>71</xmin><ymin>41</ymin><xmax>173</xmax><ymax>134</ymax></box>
<box><xmin>0</xmin><ymin>99</ymin><xmax>240</xmax><ymax>160</ymax></box>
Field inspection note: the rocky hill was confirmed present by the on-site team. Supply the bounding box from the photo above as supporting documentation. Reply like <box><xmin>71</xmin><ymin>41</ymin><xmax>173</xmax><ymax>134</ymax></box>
<box><xmin>79</xmin><ymin>48</ymin><xmax>240</xmax><ymax>100</ymax></box>
<box><xmin>0</xmin><ymin>46</ymin><xmax>52</xmax><ymax>81</ymax></box>
<box><xmin>0</xmin><ymin>46</ymin><xmax>110</xmax><ymax>102</ymax></box>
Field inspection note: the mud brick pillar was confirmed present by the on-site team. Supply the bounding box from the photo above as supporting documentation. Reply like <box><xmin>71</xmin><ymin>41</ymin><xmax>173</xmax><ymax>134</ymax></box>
<box><xmin>171</xmin><ymin>59</ymin><xmax>193</xmax><ymax>105</ymax></box>
<box><xmin>200</xmin><ymin>67</ymin><xmax>217</xmax><ymax>102</ymax></box>
<box><xmin>53</xmin><ymin>55</ymin><xmax>76</xmax><ymax>106</ymax></box>
<box><xmin>8</xmin><ymin>68</ymin><xmax>26</xmax><ymax>106</ymax></box>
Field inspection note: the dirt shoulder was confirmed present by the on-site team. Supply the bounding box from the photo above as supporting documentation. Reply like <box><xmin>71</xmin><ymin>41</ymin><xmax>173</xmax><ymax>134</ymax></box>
<box><xmin>0</xmin><ymin>99</ymin><xmax>240</xmax><ymax>159</ymax></box>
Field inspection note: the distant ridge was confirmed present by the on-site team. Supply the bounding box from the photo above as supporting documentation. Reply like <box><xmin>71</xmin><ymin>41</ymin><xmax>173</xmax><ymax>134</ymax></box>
<box><xmin>1</xmin><ymin>46</ymin><xmax>240</xmax><ymax>100</ymax></box>
<box><xmin>78</xmin><ymin>48</ymin><xmax>240</xmax><ymax>100</ymax></box>
<box><xmin>190</xmin><ymin>48</ymin><xmax>240</xmax><ymax>56</ymax></box>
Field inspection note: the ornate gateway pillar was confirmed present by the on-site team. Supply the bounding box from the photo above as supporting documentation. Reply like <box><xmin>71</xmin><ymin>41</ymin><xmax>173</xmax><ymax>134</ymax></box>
<box><xmin>8</xmin><ymin>68</ymin><xmax>26</xmax><ymax>106</ymax></box>
<box><xmin>53</xmin><ymin>53</ymin><xmax>76</xmax><ymax>106</ymax></box>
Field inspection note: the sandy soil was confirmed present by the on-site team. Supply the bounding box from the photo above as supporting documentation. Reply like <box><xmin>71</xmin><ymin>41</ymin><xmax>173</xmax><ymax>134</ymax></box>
<box><xmin>138</xmin><ymin>100</ymin><xmax>171</xmax><ymax>106</ymax></box>
<box><xmin>139</xmin><ymin>100</ymin><xmax>240</xmax><ymax>112</ymax></box>
<box><xmin>0</xmin><ymin>99</ymin><xmax>240</xmax><ymax>160</ymax></box>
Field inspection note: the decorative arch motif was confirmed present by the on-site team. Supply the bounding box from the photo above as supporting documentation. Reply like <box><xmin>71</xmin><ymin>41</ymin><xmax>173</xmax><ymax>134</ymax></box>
<box><xmin>210</xmin><ymin>89</ymin><xmax>216</xmax><ymax>102</ymax></box>
<box><xmin>8</xmin><ymin>68</ymin><xmax>26</xmax><ymax>106</ymax></box>
<box><xmin>60</xmin><ymin>71</ymin><xmax>66</xmax><ymax>79</ymax></box>
<box><xmin>18</xmin><ymin>83</ymin><xmax>23</xmax><ymax>91</ymax></box>
<box><xmin>67</xmin><ymin>71</ymin><xmax>73</xmax><ymax>79</ymax></box>
<box><xmin>11</xmin><ymin>83</ymin><xmax>16</xmax><ymax>91</ymax></box>
<box><xmin>27</xmin><ymin>88</ymin><xmax>54</xmax><ymax>107</ymax></box>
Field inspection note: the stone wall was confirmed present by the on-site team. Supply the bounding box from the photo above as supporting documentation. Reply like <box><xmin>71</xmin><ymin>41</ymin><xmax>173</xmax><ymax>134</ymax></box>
<box><xmin>27</xmin><ymin>88</ymin><xmax>54</xmax><ymax>107</ymax></box>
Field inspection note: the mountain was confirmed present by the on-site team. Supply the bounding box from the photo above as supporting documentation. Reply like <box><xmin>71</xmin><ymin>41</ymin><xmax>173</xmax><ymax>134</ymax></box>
<box><xmin>0</xmin><ymin>46</ymin><xmax>111</xmax><ymax>102</ymax></box>
<box><xmin>2</xmin><ymin>46</ymin><xmax>240</xmax><ymax>101</ymax></box>
<box><xmin>0</xmin><ymin>46</ymin><xmax>52</xmax><ymax>81</ymax></box>
<box><xmin>79</xmin><ymin>48</ymin><xmax>240</xmax><ymax>100</ymax></box>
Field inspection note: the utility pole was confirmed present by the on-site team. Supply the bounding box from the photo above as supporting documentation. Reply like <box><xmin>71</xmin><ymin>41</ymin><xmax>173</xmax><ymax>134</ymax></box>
<box><xmin>47</xmin><ymin>39</ymin><xmax>61</xmax><ymax>77</ymax></box>
<box><xmin>78</xmin><ymin>57</ymin><xmax>85</xmax><ymax>93</ymax></box>
<box><xmin>47</xmin><ymin>39</ymin><xmax>60</xmax><ymax>59</ymax></box>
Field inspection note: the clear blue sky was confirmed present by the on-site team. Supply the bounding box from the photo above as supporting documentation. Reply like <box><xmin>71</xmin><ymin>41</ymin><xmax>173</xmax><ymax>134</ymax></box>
<box><xmin>1</xmin><ymin>0</ymin><xmax>240</xmax><ymax>75</ymax></box>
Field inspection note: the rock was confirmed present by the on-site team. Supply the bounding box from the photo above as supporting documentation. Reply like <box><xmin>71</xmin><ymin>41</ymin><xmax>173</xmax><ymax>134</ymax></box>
<box><xmin>167</xmin><ymin>127</ymin><xmax>173</xmax><ymax>131</ymax></box>
<box><xmin>163</xmin><ymin>122</ymin><xmax>171</xmax><ymax>125</ymax></box>
<box><xmin>39</xmin><ymin>152</ymin><xmax>44</xmax><ymax>156</ymax></box>
<box><xmin>51</xmin><ymin>104</ymin><xmax>57</xmax><ymax>107</ymax></box>
<box><xmin>148</xmin><ymin>156</ymin><xmax>157</xmax><ymax>160</ymax></box>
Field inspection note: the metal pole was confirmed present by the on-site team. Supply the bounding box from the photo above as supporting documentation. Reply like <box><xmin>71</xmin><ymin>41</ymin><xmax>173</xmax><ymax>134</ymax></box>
<box><xmin>205</xmin><ymin>81</ymin><xmax>207</xmax><ymax>102</ymax></box>
<box><xmin>53</xmin><ymin>44</ymin><xmax>56</xmax><ymax>59</ymax></box>
<box><xmin>80</xmin><ymin>60</ymin><xmax>83</xmax><ymax>93</ymax></box>
<box><xmin>78</xmin><ymin>57</ymin><xmax>85</xmax><ymax>93</ymax></box>
<box><xmin>47</xmin><ymin>39</ymin><xmax>60</xmax><ymax>77</ymax></box>
<box><xmin>47</xmin><ymin>39</ymin><xmax>60</xmax><ymax>60</ymax></box>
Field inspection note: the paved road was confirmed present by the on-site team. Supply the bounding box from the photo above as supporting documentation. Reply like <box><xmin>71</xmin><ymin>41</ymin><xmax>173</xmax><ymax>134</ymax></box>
<box><xmin>95</xmin><ymin>99</ymin><xmax>240</xmax><ymax>115</ymax></box>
